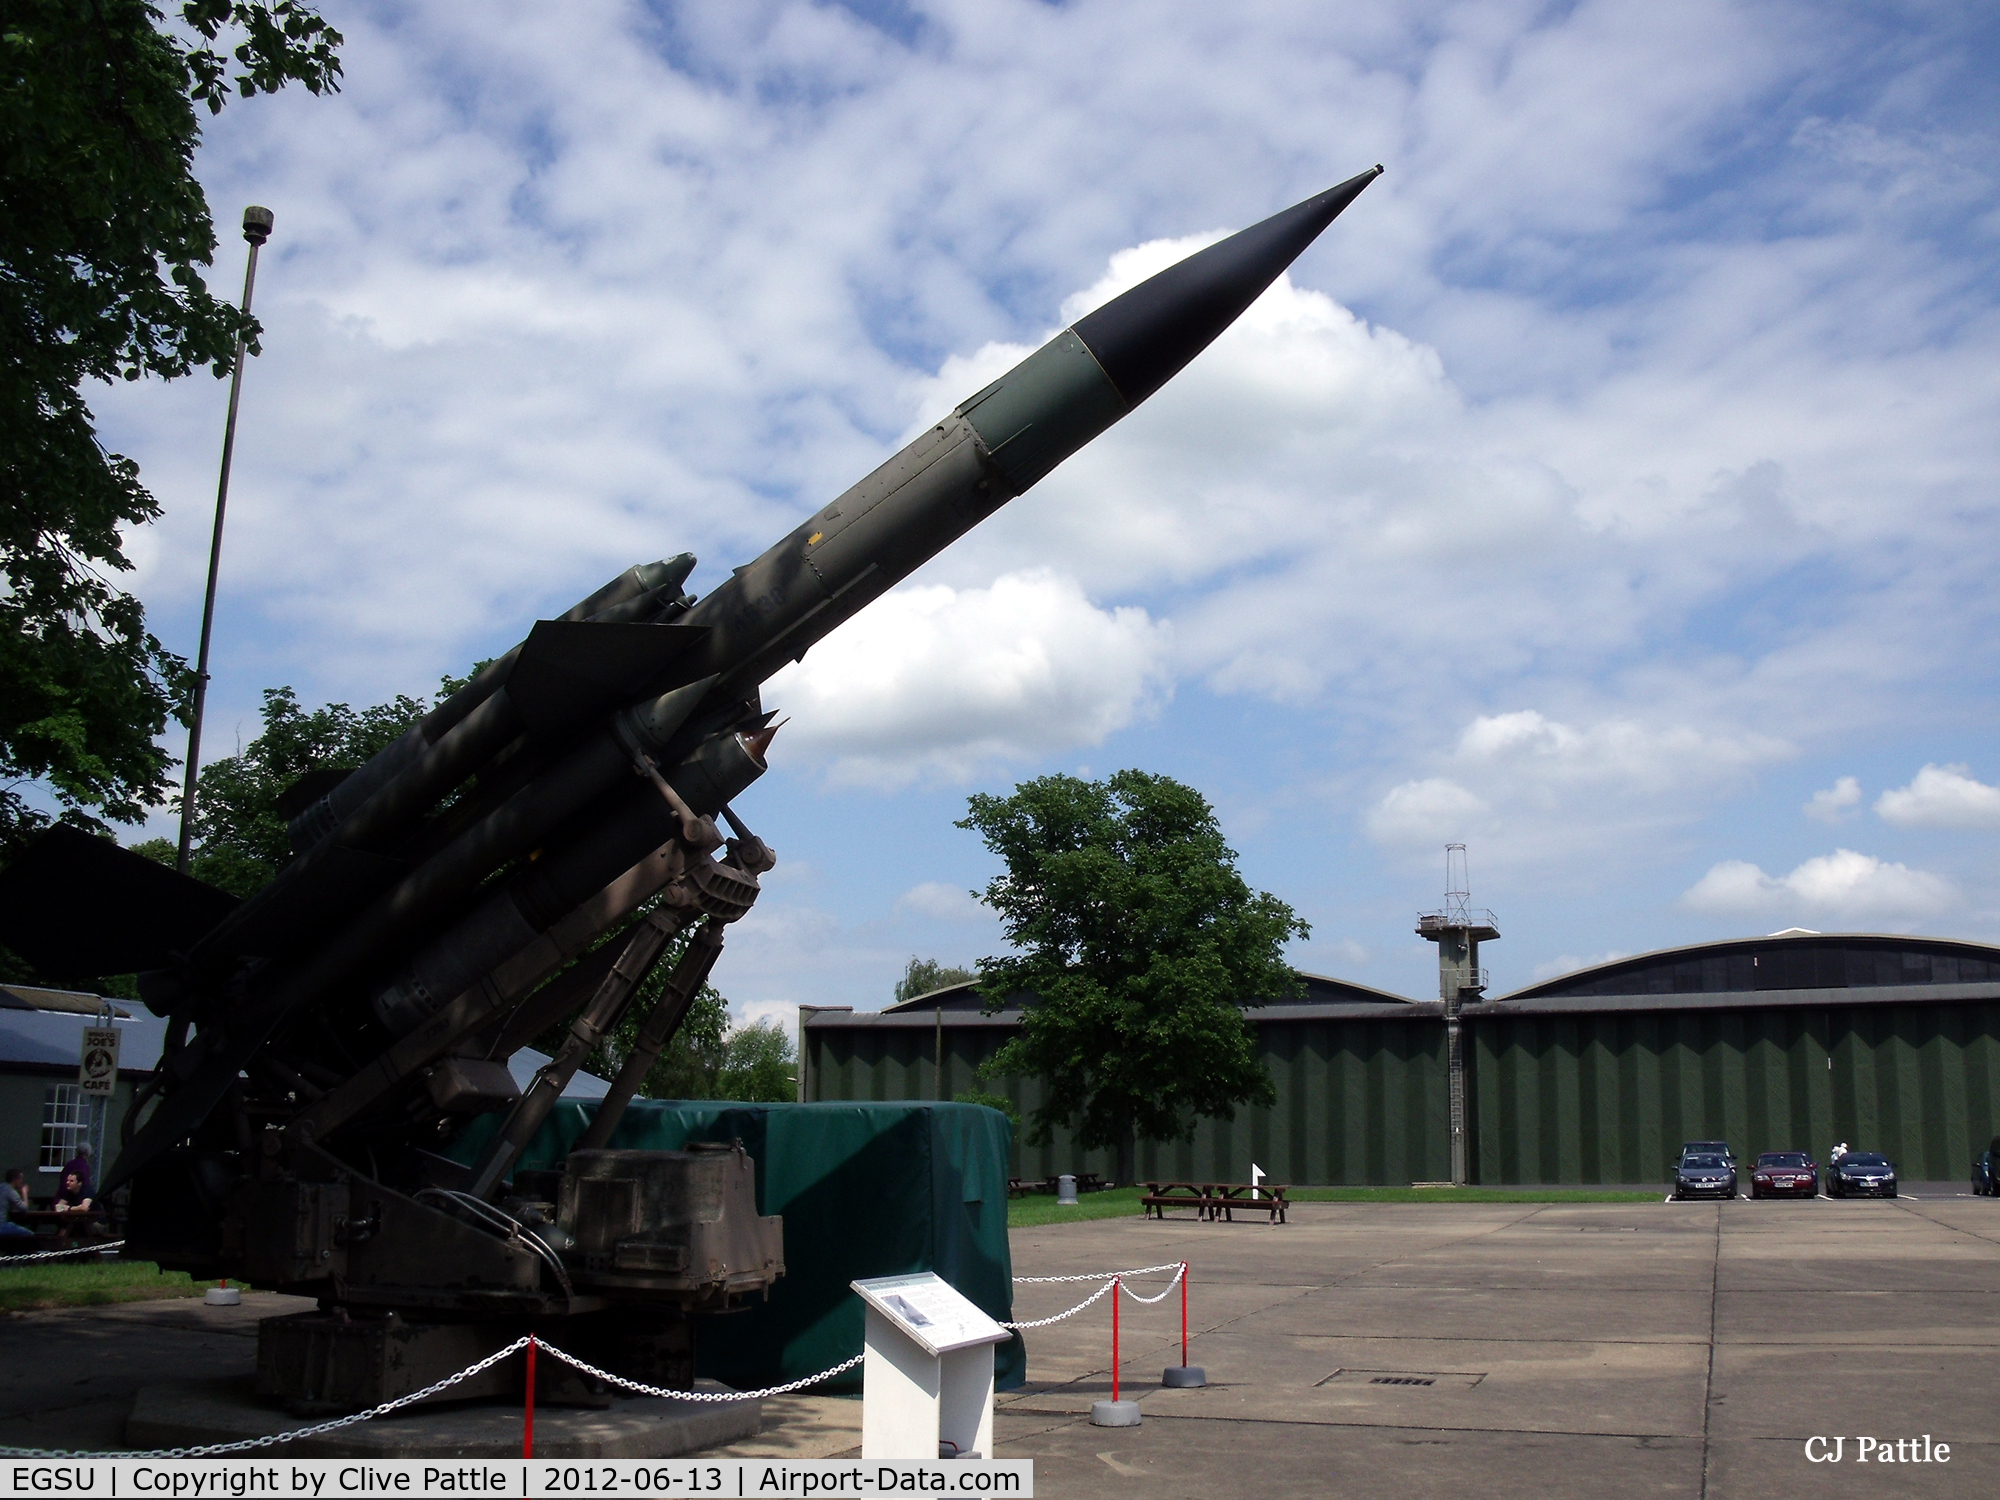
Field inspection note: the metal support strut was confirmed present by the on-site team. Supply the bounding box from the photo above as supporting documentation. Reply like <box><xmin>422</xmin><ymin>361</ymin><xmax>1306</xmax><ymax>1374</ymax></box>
<box><xmin>465</xmin><ymin>906</ymin><xmax>692</xmax><ymax>1200</ymax></box>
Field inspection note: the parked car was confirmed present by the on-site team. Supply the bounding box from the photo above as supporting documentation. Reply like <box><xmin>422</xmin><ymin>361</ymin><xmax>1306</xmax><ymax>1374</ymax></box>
<box><xmin>1749</xmin><ymin>1151</ymin><xmax>1817</xmax><ymax>1199</ymax></box>
<box><xmin>1827</xmin><ymin>1151</ymin><xmax>1897</xmax><ymax>1198</ymax></box>
<box><xmin>1680</xmin><ymin>1140</ymin><xmax>1736</xmax><ymax>1168</ymax></box>
<box><xmin>1673</xmin><ymin>1153</ymin><xmax>1738</xmax><ymax>1200</ymax></box>
<box><xmin>1972</xmin><ymin>1150</ymin><xmax>1994</xmax><ymax>1196</ymax></box>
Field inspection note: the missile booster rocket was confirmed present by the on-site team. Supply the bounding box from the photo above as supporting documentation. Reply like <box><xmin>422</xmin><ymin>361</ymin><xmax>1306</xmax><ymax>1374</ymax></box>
<box><xmin>0</xmin><ymin>169</ymin><xmax>1379</xmax><ymax>1380</ymax></box>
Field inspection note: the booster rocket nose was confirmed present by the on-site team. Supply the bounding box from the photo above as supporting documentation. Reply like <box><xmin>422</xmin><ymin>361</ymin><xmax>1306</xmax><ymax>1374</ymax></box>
<box><xmin>1071</xmin><ymin>164</ymin><xmax>1383</xmax><ymax>408</ymax></box>
<box><xmin>741</xmin><ymin>718</ymin><xmax>784</xmax><ymax>767</ymax></box>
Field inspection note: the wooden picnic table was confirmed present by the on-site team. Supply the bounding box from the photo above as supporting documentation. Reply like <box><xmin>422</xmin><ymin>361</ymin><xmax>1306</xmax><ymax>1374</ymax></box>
<box><xmin>1141</xmin><ymin>1180</ymin><xmax>1290</xmax><ymax>1224</ymax></box>
<box><xmin>8</xmin><ymin>1209</ymin><xmax>113</xmax><ymax>1253</ymax></box>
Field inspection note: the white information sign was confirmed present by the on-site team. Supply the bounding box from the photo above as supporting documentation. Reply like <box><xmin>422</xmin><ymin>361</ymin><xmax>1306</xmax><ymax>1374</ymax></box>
<box><xmin>77</xmin><ymin>1026</ymin><xmax>120</xmax><ymax>1097</ymax></box>
<box><xmin>851</xmin><ymin>1271</ymin><xmax>1008</xmax><ymax>1357</ymax></box>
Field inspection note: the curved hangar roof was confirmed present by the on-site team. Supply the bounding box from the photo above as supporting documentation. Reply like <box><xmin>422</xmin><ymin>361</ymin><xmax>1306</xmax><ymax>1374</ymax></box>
<box><xmin>1493</xmin><ymin>930</ymin><xmax>2000</xmax><ymax>1013</ymax></box>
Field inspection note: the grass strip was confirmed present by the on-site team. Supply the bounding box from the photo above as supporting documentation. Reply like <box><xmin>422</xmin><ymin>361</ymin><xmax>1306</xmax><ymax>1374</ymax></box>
<box><xmin>1010</xmin><ymin>1183</ymin><xmax>1661</xmax><ymax>1225</ymax></box>
<box><xmin>0</xmin><ymin>1258</ymin><xmax>220</xmax><ymax>1312</ymax></box>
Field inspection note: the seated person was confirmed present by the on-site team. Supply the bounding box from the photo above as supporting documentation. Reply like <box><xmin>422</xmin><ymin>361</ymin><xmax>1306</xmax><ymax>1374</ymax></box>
<box><xmin>0</xmin><ymin>1169</ymin><xmax>31</xmax><ymax>1238</ymax></box>
<box><xmin>51</xmin><ymin>1169</ymin><xmax>92</xmax><ymax>1214</ymax></box>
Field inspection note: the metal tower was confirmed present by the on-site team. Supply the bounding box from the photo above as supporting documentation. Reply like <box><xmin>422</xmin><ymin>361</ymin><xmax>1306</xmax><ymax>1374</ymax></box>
<box><xmin>1417</xmin><ymin>844</ymin><xmax>1500</xmax><ymax>1185</ymax></box>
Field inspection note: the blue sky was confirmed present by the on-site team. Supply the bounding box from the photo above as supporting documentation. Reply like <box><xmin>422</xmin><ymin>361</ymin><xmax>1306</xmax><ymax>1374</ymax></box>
<box><xmin>90</xmin><ymin>0</ymin><xmax>2000</xmax><ymax>1026</ymax></box>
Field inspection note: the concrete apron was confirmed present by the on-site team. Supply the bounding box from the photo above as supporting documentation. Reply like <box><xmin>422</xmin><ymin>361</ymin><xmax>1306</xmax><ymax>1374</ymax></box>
<box><xmin>126</xmin><ymin>1375</ymin><xmax>759</xmax><ymax>1458</ymax></box>
<box><xmin>977</xmin><ymin>1192</ymin><xmax>2000</xmax><ymax>1500</ymax></box>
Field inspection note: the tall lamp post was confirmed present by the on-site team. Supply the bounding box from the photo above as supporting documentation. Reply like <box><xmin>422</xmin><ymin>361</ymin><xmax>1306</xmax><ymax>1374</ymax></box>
<box><xmin>175</xmin><ymin>206</ymin><xmax>274</xmax><ymax>875</ymax></box>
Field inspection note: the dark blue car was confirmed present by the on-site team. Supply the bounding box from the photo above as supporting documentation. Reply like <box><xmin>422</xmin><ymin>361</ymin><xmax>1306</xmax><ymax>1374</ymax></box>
<box><xmin>1828</xmin><ymin>1151</ymin><xmax>1897</xmax><ymax>1198</ymax></box>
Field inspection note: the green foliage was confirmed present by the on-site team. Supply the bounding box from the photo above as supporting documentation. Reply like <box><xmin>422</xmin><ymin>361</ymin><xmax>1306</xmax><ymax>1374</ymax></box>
<box><xmin>893</xmin><ymin>955</ymin><xmax>977</xmax><ymax>1004</ymax></box>
<box><xmin>953</xmin><ymin>1087</ymin><xmax>1021</xmax><ymax>1128</ymax></box>
<box><xmin>0</xmin><ymin>2</ymin><xmax>342</xmax><ymax>853</ymax></box>
<box><xmin>959</xmin><ymin>770</ymin><xmax>1307</xmax><ymax>1176</ymax></box>
<box><xmin>716</xmin><ymin>1020</ymin><xmax>797</xmax><ymax>1103</ymax></box>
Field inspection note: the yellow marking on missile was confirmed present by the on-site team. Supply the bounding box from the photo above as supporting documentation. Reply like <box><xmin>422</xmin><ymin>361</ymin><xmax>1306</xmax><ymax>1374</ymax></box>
<box><xmin>807</xmin><ymin>531</ymin><xmax>822</xmax><ymax>545</ymax></box>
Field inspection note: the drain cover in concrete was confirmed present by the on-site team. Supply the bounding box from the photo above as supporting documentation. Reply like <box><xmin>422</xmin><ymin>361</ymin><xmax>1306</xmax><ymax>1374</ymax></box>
<box><xmin>1316</xmin><ymin>1369</ymin><xmax>1485</xmax><ymax>1390</ymax></box>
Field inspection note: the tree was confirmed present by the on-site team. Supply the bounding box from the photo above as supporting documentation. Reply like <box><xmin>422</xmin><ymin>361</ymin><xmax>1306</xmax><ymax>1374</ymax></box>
<box><xmin>893</xmin><ymin>955</ymin><xmax>977</xmax><ymax>1004</ymax></box>
<box><xmin>715</xmin><ymin>1021</ymin><xmax>797</xmax><ymax>1103</ymax></box>
<box><xmin>959</xmin><ymin>770</ymin><xmax>1308</xmax><ymax>1183</ymax></box>
<box><xmin>1</xmin><ymin>2</ymin><xmax>343</xmax><ymax>855</ymax></box>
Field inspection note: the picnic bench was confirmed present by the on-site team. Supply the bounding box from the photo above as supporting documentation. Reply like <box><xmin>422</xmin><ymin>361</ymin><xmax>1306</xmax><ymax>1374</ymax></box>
<box><xmin>1141</xmin><ymin>1181</ymin><xmax>1290</xmax><ymax>1224</ymax></box>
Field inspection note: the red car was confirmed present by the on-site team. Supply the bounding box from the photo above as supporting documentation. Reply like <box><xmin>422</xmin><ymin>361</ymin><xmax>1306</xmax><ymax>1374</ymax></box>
<box><xmin>1749</xmin><ymin>1151</ymin><xmax>1817</xmax><ymax>1198</ymax></box>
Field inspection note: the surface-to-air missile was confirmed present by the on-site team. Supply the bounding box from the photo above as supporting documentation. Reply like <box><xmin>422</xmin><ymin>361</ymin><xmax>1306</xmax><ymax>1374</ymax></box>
<box><xmin>0</xmin><ymin>168</ymin><xmax>1380</xmax><ymax>1408</ymax></box>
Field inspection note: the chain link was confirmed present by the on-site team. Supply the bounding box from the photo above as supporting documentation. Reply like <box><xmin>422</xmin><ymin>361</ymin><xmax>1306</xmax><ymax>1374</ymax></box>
<box><xmin>0</xmin><ymin>1239</ymin><xmax>125</xmax><ymax>1264</ymax></box>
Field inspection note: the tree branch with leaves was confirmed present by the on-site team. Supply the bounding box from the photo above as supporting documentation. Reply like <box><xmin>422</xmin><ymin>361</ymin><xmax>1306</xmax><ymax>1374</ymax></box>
<box><xmin>0</xmin><ymin>1</ymin><xmax>342</xmax><ymax>856</ymax></box>
<box><xmin>960</xmin><ymin>770</ymin><xmax>1307</xmax><ymax>1183</ymax></box>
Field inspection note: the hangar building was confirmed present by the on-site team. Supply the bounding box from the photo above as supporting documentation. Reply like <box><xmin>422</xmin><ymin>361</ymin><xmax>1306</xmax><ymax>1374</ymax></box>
<box><xmin>799</xmin><ymin>931</ymin><xmax>2000</xmax><ymax>1186</ymax></box>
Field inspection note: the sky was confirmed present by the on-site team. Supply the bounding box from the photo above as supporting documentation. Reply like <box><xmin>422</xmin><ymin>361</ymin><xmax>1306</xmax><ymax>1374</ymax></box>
<box><xmin>89</xmin><ymin>0</ymin><xmax>2000</xmax><ymax>1029</ymax></box>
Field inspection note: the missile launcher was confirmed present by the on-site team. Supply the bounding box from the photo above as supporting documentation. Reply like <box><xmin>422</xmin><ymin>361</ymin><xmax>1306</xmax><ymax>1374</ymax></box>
<box><xmin>0</xmin><ymin>169</ymin><xmax>1380</xmax><ymax>1407</ymax></box>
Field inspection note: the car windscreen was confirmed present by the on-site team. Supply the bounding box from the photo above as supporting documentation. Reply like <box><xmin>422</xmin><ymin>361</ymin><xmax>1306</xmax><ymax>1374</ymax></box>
<box><xmin>1842</xmin><ymin>1154</ymin><xmax>1889</xmax><ymax>1168</ymax></box>
<box><xmin>1683</xmin><ymin>1156</ymin><xmax>1726</xmax><ymax>1169</ymax></box>
<box><xmin>1758</xmin><ymin>1154</ymin><xmax>1808</xmax><ymax>1167</ymax></box>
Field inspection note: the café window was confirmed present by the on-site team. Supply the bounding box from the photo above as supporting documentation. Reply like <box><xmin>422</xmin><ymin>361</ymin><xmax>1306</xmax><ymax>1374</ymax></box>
<box><xmin>39</xmin><ymin>1084</ymin><xmax>87</xmax><ymax>1172</ymax></box>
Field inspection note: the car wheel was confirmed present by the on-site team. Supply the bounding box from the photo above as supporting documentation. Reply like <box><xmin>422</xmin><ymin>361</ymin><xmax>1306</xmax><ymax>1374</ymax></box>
<box><xmin>1887</xmin><ymin>1187</ymin><xmax>1897</xmax><ymax>1197</ymax></box>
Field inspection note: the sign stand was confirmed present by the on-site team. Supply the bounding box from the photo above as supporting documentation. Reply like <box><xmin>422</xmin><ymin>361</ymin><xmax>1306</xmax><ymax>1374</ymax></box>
<box><xmin>852</xmin><ymin>1272</ymin><xmax>1010</xmax><ymax>1460</ymax></box>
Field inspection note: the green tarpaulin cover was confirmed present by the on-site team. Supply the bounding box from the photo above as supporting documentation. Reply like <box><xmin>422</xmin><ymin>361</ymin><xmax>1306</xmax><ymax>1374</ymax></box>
<box><xmin>450</xmin><ymin>1100</ymin><xmax>1022</xmax><ymax>1392</ymax></box>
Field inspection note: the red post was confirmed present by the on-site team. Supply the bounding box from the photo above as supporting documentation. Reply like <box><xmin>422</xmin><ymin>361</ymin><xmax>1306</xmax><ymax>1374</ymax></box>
<box><xmin>1180</xmin><ymin>1262</ymin><xmax>1189</xmax><ymax>1368</ymax></box>
<box><xmin>1111</xmin><ymin>1278</ymin><xmax>1121</xmax><ymax>1403</ymax></box>
<box><xmin>523</xmin><ymin>1336</ymin><xmax>537</xmax><ymax>1459</ymax></box>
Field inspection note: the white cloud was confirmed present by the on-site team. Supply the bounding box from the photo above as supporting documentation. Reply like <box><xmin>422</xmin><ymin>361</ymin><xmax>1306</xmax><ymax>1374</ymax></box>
<box><xmin>728</xmin><ymin>996</ymin><xmax>799</xmax><ymax>1037</ymax></box>
<box><xmin>1365</xmin><ymin>778</ymin><xmax>1491</xmax><ymax>849</ymax></box>
<box><xmin>763</xmin><ymin>570</ymin><xmax>1171</xmax><ymax>786</ymax></box>
<box><xmin>1680</xmin><ymin>850</ymin><xmax>1954</xmax><ymax>923</ymax></box>
<box><xmin>1364</xmin><ymin>710</ymin><xmax>1790</xmax><ymax>865</ymax></box>
<box><xmin>896</xmin><ymin>882</ymin><xmax>985</xmax><ymax>923</ymax></box>
<box><xmin>1805</xmin><ymin>776</ymin><xmax>1863</xmax><ymax>823</ymax></box>
<box><xmin>50</xmin><ymin>3</ymin><xmax>2000</xmax><ymax>983</ymax></box>
<box><xmin>1875</xmin><ymin>764</ymin><xmax>2000</xmax><ymax>830</ymax></box>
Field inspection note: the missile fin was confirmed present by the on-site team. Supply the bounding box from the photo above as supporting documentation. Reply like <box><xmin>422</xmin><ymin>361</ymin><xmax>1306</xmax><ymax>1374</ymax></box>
<box><xmin>0</xmin><ymin>825</ymin><xmax>239</xmax><ymax>979</ymax></box>
<box><xmin>507</xmin><ymin>621</ymin><xmax>710</xmax><ymax>738</ymax></box>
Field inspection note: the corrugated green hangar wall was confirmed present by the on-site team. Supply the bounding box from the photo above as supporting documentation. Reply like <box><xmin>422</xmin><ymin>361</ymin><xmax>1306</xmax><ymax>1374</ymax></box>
<box><xmin>807</xmin><ymin>998</ymin><xmax>2000</xmax><ymax>1185</ymax></box>
<box><xmin>1470</xmin><ymin>1000</ymin><xmax>2000</xmax><ymax>1184</ymax></box>
<box><xmin>805</xmin><ymin>1009</ymin><xmax>1452</xmax><ymax>1185</ymax></box>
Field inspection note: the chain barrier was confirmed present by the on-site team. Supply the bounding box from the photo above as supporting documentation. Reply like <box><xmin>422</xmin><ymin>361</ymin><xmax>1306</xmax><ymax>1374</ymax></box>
<box><xmin>0</xmin><ymin>1239</ymin><xmax>125</xmax><ymax>1264</ymax></box>
<box><xmin>1118</xmin><ymin>1261</ymin><xmax>1186</xmax><ymax>1304</ymax></box>
<box><xmin>999</xmin><ymin>1259</ymin><xmax>1185</xmax><ymax>1327</ymax></box>
<box><xmin>996</xmin><ymin>1275</ymin><xmax>1116</xmax><ymax>1330</ymax></box>
<box><xmin>0</xmin><ymin>1336</ymin><xmax>535</xmax><ymax>1460</ymax></box>
<box><xmin>0</xmin><ymin>1257</ymin><xmax>1193</xmax><ymax>1458</ymax></box>
<box><xmin>535</xmin><ymin>1340</ymin><xmax>863</xmax><ymax>1402</ymax></box>
<box><xmin>1013</xmin><ymin>1260</ymin><xmax>1183</xmax><ymax>1284</ymax></box>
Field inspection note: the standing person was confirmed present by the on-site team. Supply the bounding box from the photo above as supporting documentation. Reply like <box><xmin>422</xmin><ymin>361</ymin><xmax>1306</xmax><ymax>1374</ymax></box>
<box><xmin>0</xmin><ymin>1170</ymin><xmax>32</xmax><ymax>1239</ymax></box>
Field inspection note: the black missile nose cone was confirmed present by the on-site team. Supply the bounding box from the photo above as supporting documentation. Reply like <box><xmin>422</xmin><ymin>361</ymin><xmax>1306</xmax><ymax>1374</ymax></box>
<box><xmin>1072</xmin><ymin>165</ymin><xmax>1383</xmax><ymax>407</ymax></box>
